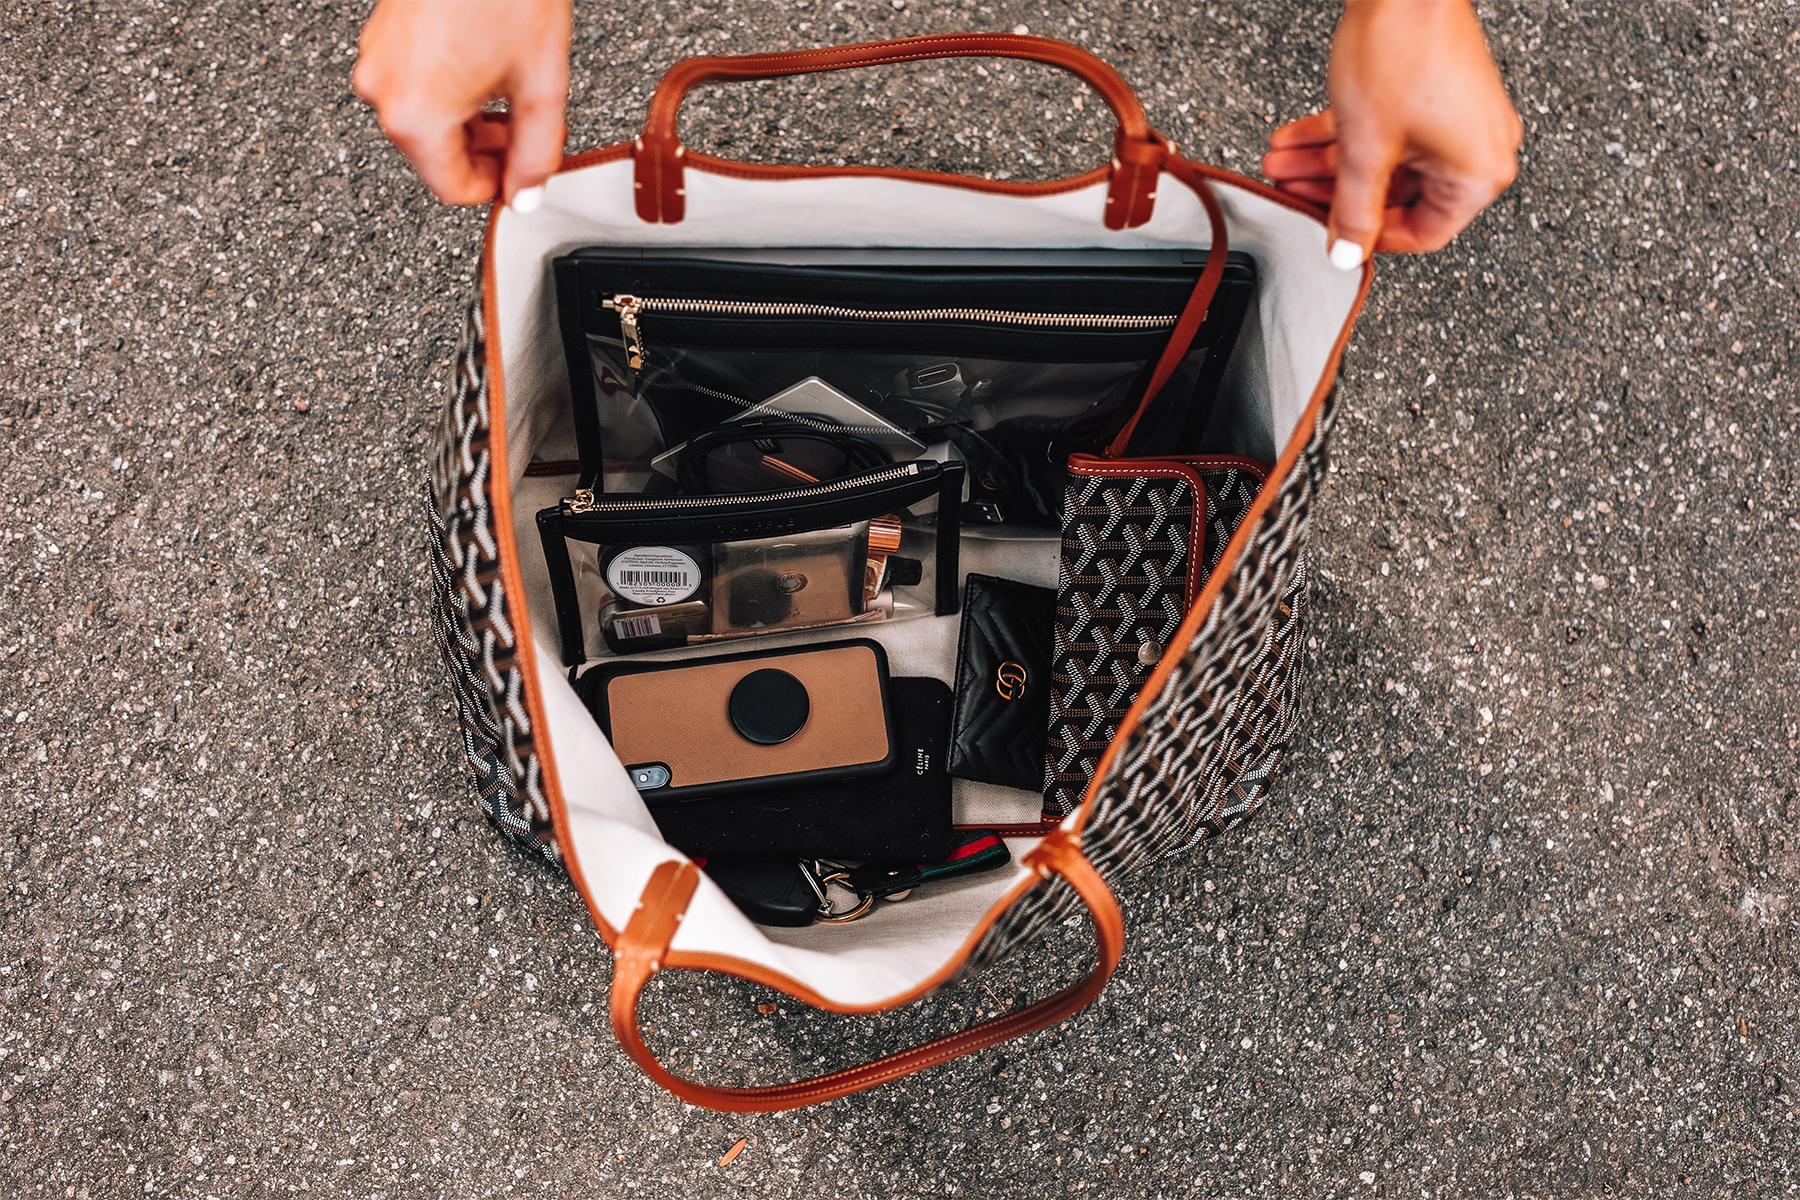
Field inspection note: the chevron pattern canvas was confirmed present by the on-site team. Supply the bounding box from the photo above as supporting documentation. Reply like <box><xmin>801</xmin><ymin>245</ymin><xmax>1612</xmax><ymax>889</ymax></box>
<box><xmin>423</xmin><ymin>298</ymin><xmax>558</xmax><ymax>863</ymax></box>
<box><xmin>968</xmin><ymin>396</ymin><xmax>1333</xmax><ymax>974</ymax></box>
<box><xmin>1044</xmin><ymin>471</ymin><xmax>1199</xmax><ymax>817</ymax></box>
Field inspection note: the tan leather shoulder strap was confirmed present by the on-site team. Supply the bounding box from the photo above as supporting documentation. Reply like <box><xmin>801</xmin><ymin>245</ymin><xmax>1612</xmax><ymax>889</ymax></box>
<box><xmin>609</xmin><ymin>831</ymin><xmax>1121</xmax><ymax>1112</ymax></box>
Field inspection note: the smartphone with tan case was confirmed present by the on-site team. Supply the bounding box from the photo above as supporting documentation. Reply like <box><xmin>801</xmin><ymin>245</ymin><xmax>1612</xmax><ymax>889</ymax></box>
<box><xmin>582</xmin><ymin>639</ymin><xmax>895</xmax><ymax>803</ymax></box>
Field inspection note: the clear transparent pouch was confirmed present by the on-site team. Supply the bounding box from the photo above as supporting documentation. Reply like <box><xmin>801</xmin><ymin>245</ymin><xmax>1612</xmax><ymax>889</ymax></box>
<box><xmin>535</xmin><ymin>460</ymin><xmax>962</xmax><ymax>665</ymax></box>
<box><xmin>588</xmin><ymin>339</ymin><xmax>1152</xmax><ymax>523</ymax></box>
<box><xmin>553</xmin><ymin>252</ymin><xmax>1259</xmax><ymax>526</ymax></box>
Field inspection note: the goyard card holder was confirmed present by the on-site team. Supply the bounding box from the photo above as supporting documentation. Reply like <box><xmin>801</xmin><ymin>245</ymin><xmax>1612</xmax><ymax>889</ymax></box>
<box><xmin>947</xmin><ymin>573</ymin><xmax>1057</xmax><ymax>791</ymax></box>
<box><xmin>1044</xmin><ymin>455</ymin><xmax>1209</xmax><ymax>817</ymax></box>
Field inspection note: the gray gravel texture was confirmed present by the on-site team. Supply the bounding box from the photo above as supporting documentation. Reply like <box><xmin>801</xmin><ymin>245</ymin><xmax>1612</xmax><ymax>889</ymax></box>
<box><xmin>2</xmin><ymin>1</ymin><xmax>1797</xmax><ymax>1197</ymax></box>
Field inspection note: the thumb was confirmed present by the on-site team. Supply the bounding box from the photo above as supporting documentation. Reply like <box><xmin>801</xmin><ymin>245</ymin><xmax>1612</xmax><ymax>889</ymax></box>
<box><xmin>501</xmin><ymin>79</ymin><xmax>567</xmax><ymax>206</ymax></box>
<box><xmin>500</xmin><ymin>10</ymin><xmax>571</xmax><ymax>207</ymax></box>
<box><xmin>1326</xmin><ymin>132</ymin><xmax>1400</xmax><ymax>271</ymax></box>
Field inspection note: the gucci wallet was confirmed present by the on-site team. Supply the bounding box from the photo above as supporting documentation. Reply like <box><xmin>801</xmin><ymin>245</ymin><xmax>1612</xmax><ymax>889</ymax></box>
<box><xmin>947</xmin><ymin>573</ymin><xmax>1057</xmax><ymax>792</ymax></box>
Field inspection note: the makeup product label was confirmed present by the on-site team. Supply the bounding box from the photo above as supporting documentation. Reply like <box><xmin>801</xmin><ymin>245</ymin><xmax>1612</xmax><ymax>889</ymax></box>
<box><xmin>604</xmin><ymin>546</ymin><xmax>704</xmax><ymax>606</ymax></box>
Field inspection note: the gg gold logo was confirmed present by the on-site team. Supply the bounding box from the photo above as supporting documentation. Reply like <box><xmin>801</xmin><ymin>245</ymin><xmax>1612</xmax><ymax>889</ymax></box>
<box><xmin>994</xmin><ymin>661</ymin><xmax>1028</xmax><ymax>701</ymax></box>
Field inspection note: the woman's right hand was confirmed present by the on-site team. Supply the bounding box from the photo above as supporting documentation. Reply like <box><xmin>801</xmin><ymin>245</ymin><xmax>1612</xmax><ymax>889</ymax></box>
<box><xmin>353</xmin><ymin>0</ymin><xmax>572</xmax><ymax>208</ymax></box>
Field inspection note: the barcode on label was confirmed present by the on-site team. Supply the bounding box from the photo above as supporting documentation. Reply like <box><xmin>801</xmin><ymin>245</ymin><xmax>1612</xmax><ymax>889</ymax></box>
<box><xmin>620</xmin><ymin>570</ymin><xmax>692</xmax><ymax>586</ymax></box>
<box><xmin>613</xmin><ymin>613</ymin><xmax>663</xmax><ymax>640</ymax></box>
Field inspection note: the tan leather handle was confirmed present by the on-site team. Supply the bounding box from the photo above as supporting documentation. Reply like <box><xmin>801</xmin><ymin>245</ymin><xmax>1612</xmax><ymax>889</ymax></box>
<box><xmin>633</xmin><ymin>34</ymin><xmax>1169</xmax><ymax>229</ymax></box>
<box><xmin>1104</xmin><ymin>167</ymin><xmax>1230</xmax><ymax>457</ymax></box>
<box><xmin>609</xmin><ymin>828</ymin><xmax>1123</xmax><ymax>1112</ymax></box>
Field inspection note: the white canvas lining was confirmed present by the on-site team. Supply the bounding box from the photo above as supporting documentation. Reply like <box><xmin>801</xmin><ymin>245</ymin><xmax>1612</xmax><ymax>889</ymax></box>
<box><xmin>487</xmin><ymin>156</ymin><xmax>1359</xmax><ymax>1007</ymax></box>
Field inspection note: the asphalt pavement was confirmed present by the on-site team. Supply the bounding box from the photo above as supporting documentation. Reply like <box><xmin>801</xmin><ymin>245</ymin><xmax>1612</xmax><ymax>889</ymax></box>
<box><xmin>1</xmin><ymin>2</ymin><xmax>1797</xmax><ymax>1197</ymax></box>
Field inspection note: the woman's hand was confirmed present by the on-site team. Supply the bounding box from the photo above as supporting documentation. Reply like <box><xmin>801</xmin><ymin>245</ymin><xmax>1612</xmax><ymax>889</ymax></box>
<box><xmin>1262</xmin><ymin>0</ymin><xmax>1523</xmax><ymax>268</ymax></box>
<box><xmin>352</xmin><ymin>0</ymin><xmax>572</xmax><ymax>208</ymax></box>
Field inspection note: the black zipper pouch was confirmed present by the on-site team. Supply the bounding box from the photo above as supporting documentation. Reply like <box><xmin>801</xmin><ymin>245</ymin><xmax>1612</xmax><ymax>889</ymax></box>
<box><xmin>552</xmin><ymin>249</ymin><xmax>1257</xmax><ymax>526</ymax></box>
<box><xmin>536</xmin><ymin>458</ymin><xmax>964</xmax><ymax>666</ymax></box>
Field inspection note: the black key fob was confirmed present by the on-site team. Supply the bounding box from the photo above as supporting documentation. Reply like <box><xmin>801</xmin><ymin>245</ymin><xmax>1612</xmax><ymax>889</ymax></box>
<box><xmin>844</xmin><ymin>831</ymin><xmax>1013</xmax><ymax>899</ymax></box>
<box><xmin>843</xmin><ymin>863</ymin><xmax>923</xmax><ymax>898</ymax></box>
<box><xmin>698</xmin><ymin>857</ymin><xmax>818</xmax><ymax>927</ymax></box>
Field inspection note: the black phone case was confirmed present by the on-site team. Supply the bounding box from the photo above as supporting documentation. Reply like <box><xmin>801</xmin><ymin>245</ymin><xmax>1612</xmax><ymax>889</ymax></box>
<box><xmin>651</xmin><ymin>676</ymin><xmax>955</xmax><ymax>864</ymax></box>
<box><xmin>947</xmin><ymin>574</ymin><xmax>1057</xmax><ymax>791</ymax></box>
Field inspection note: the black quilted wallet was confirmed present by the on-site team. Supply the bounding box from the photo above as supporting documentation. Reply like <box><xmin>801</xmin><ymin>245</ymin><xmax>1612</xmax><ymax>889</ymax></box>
<box><xmin>947</xmin><ymin>574</ymin><xmax>1057</xmax><ymax>791</ymax></box>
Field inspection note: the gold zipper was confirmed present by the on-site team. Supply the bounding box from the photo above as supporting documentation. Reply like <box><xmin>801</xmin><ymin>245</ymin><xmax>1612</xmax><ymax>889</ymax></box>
<box><xmin>600</xmin><ymin>292</ymin><xmax>1179</xmax><ymax>374</ymax></box>
<box><xmin>564</xmin><ymin>462</ymin><xmax>924</xmax><ymax>516</ymax></box>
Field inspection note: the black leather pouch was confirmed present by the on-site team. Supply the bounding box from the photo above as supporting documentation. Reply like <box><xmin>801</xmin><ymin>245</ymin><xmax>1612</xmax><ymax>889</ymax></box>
<box><xmin>947</xmin><ymin>574</ymin><xmax>1057</xmax><ymax>791</ymax></box>
<box><xmin>649</xmin><ymin>676</ymin><xmax>954</xmax><ymax>863</ymax></box>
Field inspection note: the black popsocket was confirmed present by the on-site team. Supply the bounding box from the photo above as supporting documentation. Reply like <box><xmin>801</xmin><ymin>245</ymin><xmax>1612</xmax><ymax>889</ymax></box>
<box><xmin>728</xmin><ymin>668</ymin><xmax>810</xmax><ymax>745</ymax></box>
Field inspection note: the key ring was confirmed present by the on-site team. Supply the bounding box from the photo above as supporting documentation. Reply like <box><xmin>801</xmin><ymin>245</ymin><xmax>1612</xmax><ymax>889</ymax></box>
<box><xmin>801</xmin><ymin>861</ymin><xmax>875</xmax><ymax>924</ymax></box>
<box><xmin>815</xmin><ymin>872</ymin><xmax>876</xmax><ymax>924</ymax></box>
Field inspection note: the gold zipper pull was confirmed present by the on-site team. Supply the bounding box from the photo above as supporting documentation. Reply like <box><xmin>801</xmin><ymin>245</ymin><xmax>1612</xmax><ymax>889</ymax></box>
<box><xmin>568</xmin><ymin>488</ymin><xmax>595</xmax><ymax>514</ymax></box>
<box><xmin>602</xmin><ymin>294</ymin><xmax>645</xmax><ymax>371</ymax></box>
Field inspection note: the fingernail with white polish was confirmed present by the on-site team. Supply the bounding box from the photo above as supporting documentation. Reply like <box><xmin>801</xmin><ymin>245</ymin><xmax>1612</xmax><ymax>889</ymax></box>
<box><xmin>1329</xmin><ymin>238</ymin><xmax>1365</xmax><ymax>272</ymax></box>
<box><xmin>511</xmin><ymin>185</ymin><xmax>545</xmax><ymax>214</ymax></box>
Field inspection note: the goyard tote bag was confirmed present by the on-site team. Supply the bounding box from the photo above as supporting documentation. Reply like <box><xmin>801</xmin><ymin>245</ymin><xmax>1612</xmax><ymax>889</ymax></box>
<box><xmin>423</xmin><ymin>33</ymin><xmax>1367</xmax><ymax>1112</ymax></box>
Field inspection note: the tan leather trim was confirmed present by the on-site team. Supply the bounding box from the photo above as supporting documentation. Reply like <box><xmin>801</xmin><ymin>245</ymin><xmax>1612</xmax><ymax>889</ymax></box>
<box><xmin>544</xmin><ymin>98</ymin><xmax>1317</xmax><ymax>229</ymax></box>
<box><xmin>961</xmin><ymin>820</ymin><xmax>1063</xmax><ymax>839</ymax></box>
<box><xmin>521</xmin><ymin>459</ymin><xmax>582</xmax><ymax>478</ymax></box>
<box><xmin>479</xmin><ymin>203</ymin><xmax>619</xmax><ymax>946</ymax></box>
<box><xmin>1104</xmin><ymin>168</ymin><xmax>1228</xmax><ymax>456</ymax></box>
<box><xmin>1065</xmin><ymin>453</ymin><xmax>1209</xmax><ymax>606</ymax></box>
<box><xmin>1064</xmin><ymin>150</ymin><xmax>1372</xmax><ymax>838</ymax></box>
<box><xmin>1172</xmin><ymin>453</ymin><xmax>1271</xmax><ymax>483</ymax></box>
<box><xmin>1180</xmin><ymin>157</ymin><xmax>1331</xmax><ymax>222</ymax></box>
<box><xmin>558</xmin><ymin>143</ymin><xmax>634</xmax><ymax>173</ymax></box>
<box><xmin>610</xmin><ymin>828</ymin><xmax>1121</xmax><ymax>1109</ymax></box>
<box><xmin>612</xmin><ymin>859</ymin><xmax>702</xmax><ymax>1004</ymax></box>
